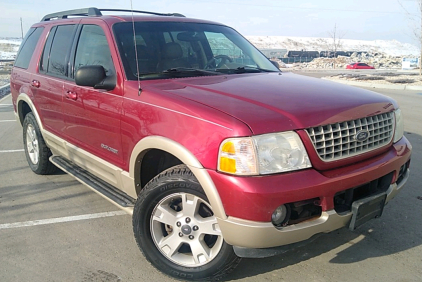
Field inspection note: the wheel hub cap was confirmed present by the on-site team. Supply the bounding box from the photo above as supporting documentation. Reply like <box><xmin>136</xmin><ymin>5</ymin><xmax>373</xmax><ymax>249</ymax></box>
<box><xmin>181</xmin><ymin>225</ymin><xmax>192</xmax><ymax>235</ymax></box>
<box><xmin>150</xmin><ymin>192</ymin><xmax>223</xmax><ymax>267</ymax></box>
<box><xmin>26</xmin><ymin>124</ymin><xmax>39</xmax><ymax>165</ymax></box>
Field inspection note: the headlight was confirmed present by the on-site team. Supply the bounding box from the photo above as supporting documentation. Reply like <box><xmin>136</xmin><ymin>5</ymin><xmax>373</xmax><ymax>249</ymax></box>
<box><xmin>218</xmin><ymin>132</ymin><xmax>311</xmax><ymax>175</ymax></box>
<box><xmin>254</xmin><ymin>132</ymin><xmax>311</xmax><ymax>174</ymax></box>
<box><xmin>393</xmin><ymin>109</ymin><xmax>404</xmax><ymax>143</ymax></box>
<box><xmin>218</xmin><ymin>138</ymin><xmax>258</xmax><ymax>175</ymax></box>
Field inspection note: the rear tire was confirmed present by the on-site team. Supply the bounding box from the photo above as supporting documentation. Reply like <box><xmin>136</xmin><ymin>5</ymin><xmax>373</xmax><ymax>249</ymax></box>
<box><xmin>133</xmin><ymin>165</ymin><xmax>240</xmax><ymax>281</ymax></box>
<box><xmin>23</xmin><ymin>112</ymin><xmax>57</xmax><ymax>175</ymax></box>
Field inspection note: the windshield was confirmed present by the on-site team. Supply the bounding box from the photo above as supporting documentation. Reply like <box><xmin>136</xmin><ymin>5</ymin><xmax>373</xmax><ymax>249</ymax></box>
<box><xmin>113</xmin><ymin>21</ymin><xmax>279</xmax><ymax>80</ymax></box>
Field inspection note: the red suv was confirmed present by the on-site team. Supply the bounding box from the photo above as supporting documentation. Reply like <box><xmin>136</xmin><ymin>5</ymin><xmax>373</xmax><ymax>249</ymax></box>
<box><xmin>10</xmin><ymin>8</ymin><xmax>411</xmax><ymax>281</ymax></box>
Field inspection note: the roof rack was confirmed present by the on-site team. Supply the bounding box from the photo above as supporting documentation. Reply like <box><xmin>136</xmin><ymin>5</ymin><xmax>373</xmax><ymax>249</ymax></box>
<box><xmin>41</xmin><ymin>7</ymin><xmax>185</xmax><ymax>21</ymax></box>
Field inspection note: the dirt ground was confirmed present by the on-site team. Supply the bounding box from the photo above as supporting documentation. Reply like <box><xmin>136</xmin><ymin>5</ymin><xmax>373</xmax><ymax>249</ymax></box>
<box><xmin>0</xmin><ymin>74</ymin><xmax>9</xmax><ymax>86</ymax></box>
<box><xmin>325</xmin><ymin>72</ymin><xmax>422</xmax><ymax>86</ymax></box>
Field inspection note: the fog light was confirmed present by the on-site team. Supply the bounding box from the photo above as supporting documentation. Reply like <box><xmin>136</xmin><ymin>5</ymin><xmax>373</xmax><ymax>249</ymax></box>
<box><xmin>271</xmin><ymin>204</ymin><xmax>291</xmax><ymax>227</ymax></box>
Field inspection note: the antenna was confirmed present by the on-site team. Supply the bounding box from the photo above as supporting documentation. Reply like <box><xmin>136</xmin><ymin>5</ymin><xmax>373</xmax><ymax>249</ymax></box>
<box><xmin>20</xmin><ymin>17</ymin><xmax>23</xmax><ymax>39</ymax></box>
<box><xmin>130</xmin><ymin>0</ymin><xmax>142</xmax><ymax>96</ymax></box>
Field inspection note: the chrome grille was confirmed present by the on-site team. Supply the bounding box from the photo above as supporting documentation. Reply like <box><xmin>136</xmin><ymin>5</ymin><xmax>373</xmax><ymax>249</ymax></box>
<box><xmin>306</xmin><ymin>112</ymin><xmax>394</xmax><ymax>161</ymax></box>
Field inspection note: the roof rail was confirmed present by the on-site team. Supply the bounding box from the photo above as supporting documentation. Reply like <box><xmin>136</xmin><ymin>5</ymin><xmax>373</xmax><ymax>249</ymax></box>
<box><xmin>100</xmin><ymin>9</ymin><xmax>185</xmax><ymax>18</ymax></box>
<box><xmin>41</xmin><ymin>7</ymin><xmax>185</xmax><ymax>21</ymax></box>
<box><xmin>41</xmin><ymin>8</ymin><xmax>102</xmax><ymax>21</ymax></box>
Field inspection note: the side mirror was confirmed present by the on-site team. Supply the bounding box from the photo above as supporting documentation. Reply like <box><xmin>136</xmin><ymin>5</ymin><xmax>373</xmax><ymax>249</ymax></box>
<box><xmin>270</xmin><ymin>60</ymin><xmax>280</xmax><ymax>69</ymax></box>
<box><xmin>75</xmin><ymin>65</ymin><xmax>116</xmax><ymax>90</ymax></box>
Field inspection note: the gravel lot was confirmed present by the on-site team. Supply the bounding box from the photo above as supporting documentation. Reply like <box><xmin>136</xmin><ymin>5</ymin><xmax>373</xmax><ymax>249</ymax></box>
<box><xmin>325</xmin><ymin>72</ymin><xmax>422</xmax><ymax>86</ymax></box>
<box><xmin>0</xmin><ymin>75</ymin><xmax>10</xmax><ymax>101</ymax></box>
<box><xmin>0</xmin><ymin>74</ymin><xmax>9</xmax><ymax>86</ymax></box>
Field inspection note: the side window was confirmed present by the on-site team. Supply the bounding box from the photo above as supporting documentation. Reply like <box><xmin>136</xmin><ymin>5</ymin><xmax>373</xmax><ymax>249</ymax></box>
<box><xmin>163</xmin><ymin>32</ymin><xmax>173</xmax><ymax>44</ymax></box>
<box><xmin>163</xmin><ymin>31</ymin><xmax>202</xmax><ymax>68</ymax></box>
<box><xmin>46</xmin><ymin>25</ymin><xmax>76</xmax><ymax>77</ymax></box>
<box><xmin>163</xmin><ymin>32</ymin><xmax>190</xmax><ymax>59</ymax></box>
<box><xmin>39</xmin><ymin>26</ymin><xmax>56</xmax><ymax>73</ymax></box>
<box><xmin>74</xmin><ymin>25</ymin><xmax>115</xmax><ymax>76</ymax></box>
<box><xmin>204</xmin><ymin>32</ymin><xmax>256</xmax><ymax>67</ymax></box>
<box><xmin>14</xmin><ymin>27</ymin><xmax>44</xmax><ymax>69</ymax></box>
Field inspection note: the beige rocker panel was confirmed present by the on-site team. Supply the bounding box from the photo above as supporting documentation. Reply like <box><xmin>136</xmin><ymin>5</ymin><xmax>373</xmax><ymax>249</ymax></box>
<box><xmin>16</xmin><ymin>94</ymin><xmax>135</xmax><ymax>198</ymax></box>
<box><xmin>16</xmin><ymin>95</ymin><xmax>228</xmax><ymax>220</ymax></box>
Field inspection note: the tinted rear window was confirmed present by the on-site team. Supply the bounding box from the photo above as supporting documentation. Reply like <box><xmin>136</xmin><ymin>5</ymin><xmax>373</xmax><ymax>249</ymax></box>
<box><xmin>14</xmin><ymin>27</ymin><xmax>44</xmax><ymax>69</ymax></box>
<box><xmin>39</xmin><ymin>26</ymin><xmax>56</xmax><ymax>73</ymax></box>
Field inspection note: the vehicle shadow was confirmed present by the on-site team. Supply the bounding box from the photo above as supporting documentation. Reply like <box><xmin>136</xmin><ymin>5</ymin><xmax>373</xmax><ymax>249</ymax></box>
<box><xmin>0</xmin><ymin>165</ymin><xmax>105</xmax><ymax>221</ymax></box>
<box><xmin>0</xmin><ymin>180</ymin><xmax>92</xmax><ymax>217</ymax></box>
<box><xmin>226</xmin><ymin>131</ymin><xmax>422</xmax><ymax>280</ymax></box>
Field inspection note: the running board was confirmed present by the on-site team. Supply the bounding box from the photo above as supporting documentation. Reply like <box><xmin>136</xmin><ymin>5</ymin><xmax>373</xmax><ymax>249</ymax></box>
<box><xmin>51</xmin><ymin>156</ymin><xmax>135</xmax><ymax>207</ymax></box>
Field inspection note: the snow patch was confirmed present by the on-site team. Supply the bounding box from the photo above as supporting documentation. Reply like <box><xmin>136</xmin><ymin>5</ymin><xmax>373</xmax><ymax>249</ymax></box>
<box><xmin>0</xmin><ymin>37</ymin><xmax>21</xmax><ymax>60</ymax></box>
<box><xmin>0</xmin><ymin>51</ymin><xmax>16</xmax><ymax>60</ymax></box>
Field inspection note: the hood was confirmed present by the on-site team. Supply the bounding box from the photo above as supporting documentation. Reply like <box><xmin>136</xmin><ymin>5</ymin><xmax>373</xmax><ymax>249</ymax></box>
<box><xmin>143</xmin><ymin>72</ymin><xmax>396</xmax><ymax>135</ymax></box>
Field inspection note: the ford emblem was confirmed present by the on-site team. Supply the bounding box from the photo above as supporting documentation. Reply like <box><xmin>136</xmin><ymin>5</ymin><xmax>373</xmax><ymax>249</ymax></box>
<box><xmin>355</xmin><ymin>130</ymin><xmax>370</xmax><ymax>142</ymax></box>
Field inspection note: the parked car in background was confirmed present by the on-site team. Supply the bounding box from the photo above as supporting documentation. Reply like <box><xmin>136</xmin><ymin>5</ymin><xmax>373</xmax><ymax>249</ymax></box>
<box><xmin>346</xmin><ymin>62</ymin><xmax>375</xmax><ymax>69</ymax></box>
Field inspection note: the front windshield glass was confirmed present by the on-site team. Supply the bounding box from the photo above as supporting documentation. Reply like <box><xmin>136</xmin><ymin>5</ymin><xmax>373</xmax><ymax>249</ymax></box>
<box><xmin>113</xmin><ymin>21</ymin><xmax>279</xmax><ymax>80</ymax></box>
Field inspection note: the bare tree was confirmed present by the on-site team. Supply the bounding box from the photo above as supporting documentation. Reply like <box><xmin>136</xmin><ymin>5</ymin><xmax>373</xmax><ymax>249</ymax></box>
<box><xmin>398</xmin><ymin>0</ymin><xmax>422</xmax><ymax>75</ymax></box>
<box><xmin>327</xmin><ymin>24</ymin><xmax>345</xmax><ymax>69</ymax></box>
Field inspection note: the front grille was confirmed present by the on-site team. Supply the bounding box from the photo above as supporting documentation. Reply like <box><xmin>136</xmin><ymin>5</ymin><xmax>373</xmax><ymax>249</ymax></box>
<box><xmin>306</xmin><ymin>112</ymin><xmax>394</xmax><ymax>162</ymax></box>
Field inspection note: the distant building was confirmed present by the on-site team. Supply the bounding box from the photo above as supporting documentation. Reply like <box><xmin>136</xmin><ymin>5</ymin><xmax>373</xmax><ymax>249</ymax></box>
<box><xmin>402</xmin><ymin>57</ymin><xmax>419</xmax><ymax>70</ymax></box>
<box><xmin>259</xmin><ymin>49</ymin><xmax>288</xmax><ymax>59</ymax></box>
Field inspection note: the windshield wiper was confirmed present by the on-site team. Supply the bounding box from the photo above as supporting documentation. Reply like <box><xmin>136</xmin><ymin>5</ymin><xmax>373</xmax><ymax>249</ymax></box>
<box><xmin>234</xmin><ymin>66</ymin><xmax>278</xmax><ymax>73</ymax></box>
<box><xmin>136</xmin><ymin>66</ymin><xmax>275</xmax><ymax>80</ymax></box>
<box><xmin>162</xmin><ymin>67</ymin><xmax>221</xmax><ymax>76</ymax></box>
<box><xmin>135</xmin><ymin>68</ymin><xmax>221</xmax><ymax>80</ymax></box>
<box><xmin>213</xmin><ymin>66</ymin><xmax>278</xmax><ymax>74</ymax></box>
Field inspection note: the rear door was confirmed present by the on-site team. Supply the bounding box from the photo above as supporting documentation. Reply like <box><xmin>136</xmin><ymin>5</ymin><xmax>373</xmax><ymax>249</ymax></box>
<box><xmin>11</xmin><ymin>27</ymin><xmax>44</xmax><ymax>116</ymax></box>
<box><xmin>63</xmin><ymin>23</ymin><xmax>124</xmax><ymax>167</ymax></box>
<box><xmin>35</xmin><ymin>24</ymin><xmax>78</xmax><ymax>136</ymax></box>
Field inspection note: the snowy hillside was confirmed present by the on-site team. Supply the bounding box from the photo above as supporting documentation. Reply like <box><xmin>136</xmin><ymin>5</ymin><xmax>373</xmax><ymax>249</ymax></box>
<box><xmin>0</xmin><ymin>38</ymin><xmax>21</xmax><ymax>60</ymax></box>
<box><xmin>0</xmin><ymin>38</ymin><xmax>21</xmax><ymax>45</ymax></box>
<box><xmin>245</xmin><ymin>36</ymin><xmax>420</xmax><ymax>57</ymax></box>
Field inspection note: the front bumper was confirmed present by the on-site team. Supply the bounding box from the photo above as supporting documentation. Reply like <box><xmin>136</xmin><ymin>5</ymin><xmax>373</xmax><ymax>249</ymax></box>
<box><xmin>218</xmin><ymin>168</ymin><xmax>409</xmax><ymax>250</ymax></box>
<box><xmin>211</xmin><ymin>137</ymin><xmax>411</xmax><ymax>249</ymax></box>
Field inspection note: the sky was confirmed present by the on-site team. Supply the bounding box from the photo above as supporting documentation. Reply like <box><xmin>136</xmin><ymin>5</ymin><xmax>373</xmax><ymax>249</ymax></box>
<box><xmin>0</xmin><ymin>0</ymin><xmax>420</xmax><ymax>46</ymax></box>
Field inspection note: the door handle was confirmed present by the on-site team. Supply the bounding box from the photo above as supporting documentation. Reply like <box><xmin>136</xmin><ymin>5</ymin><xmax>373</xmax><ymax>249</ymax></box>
<box><xmin>65</xmin><ymin>91</ymin><xmax>78</xmax><ymax>100</ymax></box>
<box><xmin>31</xmin><ymin>80</ymin><xmax>40</xmax><ymax>88</ymax></box>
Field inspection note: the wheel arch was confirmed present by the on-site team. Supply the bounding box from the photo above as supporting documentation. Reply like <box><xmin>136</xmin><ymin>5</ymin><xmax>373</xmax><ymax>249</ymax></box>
<box><xmin>130</xmin><ymin>136</ymin><xmax>227</xmax><ymax>220</ymax></box>
<box><xmin>16</xmin><ymin>93</ymin><xmax>43</xmax><ymax>131</ymax></box>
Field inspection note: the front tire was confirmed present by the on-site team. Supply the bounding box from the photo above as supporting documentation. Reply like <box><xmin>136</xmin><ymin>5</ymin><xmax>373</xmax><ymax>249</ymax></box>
<box><xmin>132</xmin><ymin>165</ymin><xmax>240</xmax><ymax>281</ymax></box>
<box><xmin>23</xmin><ymin>112</ymin><xmax>56</xmax><ymax>175</ymax></box>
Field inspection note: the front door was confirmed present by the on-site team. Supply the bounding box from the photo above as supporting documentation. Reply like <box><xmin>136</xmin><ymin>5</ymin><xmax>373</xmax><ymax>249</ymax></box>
<box><xmin>63</xmin><ymin>24</ymin><xmax>124</xmax><ymax>167</ymax></box>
